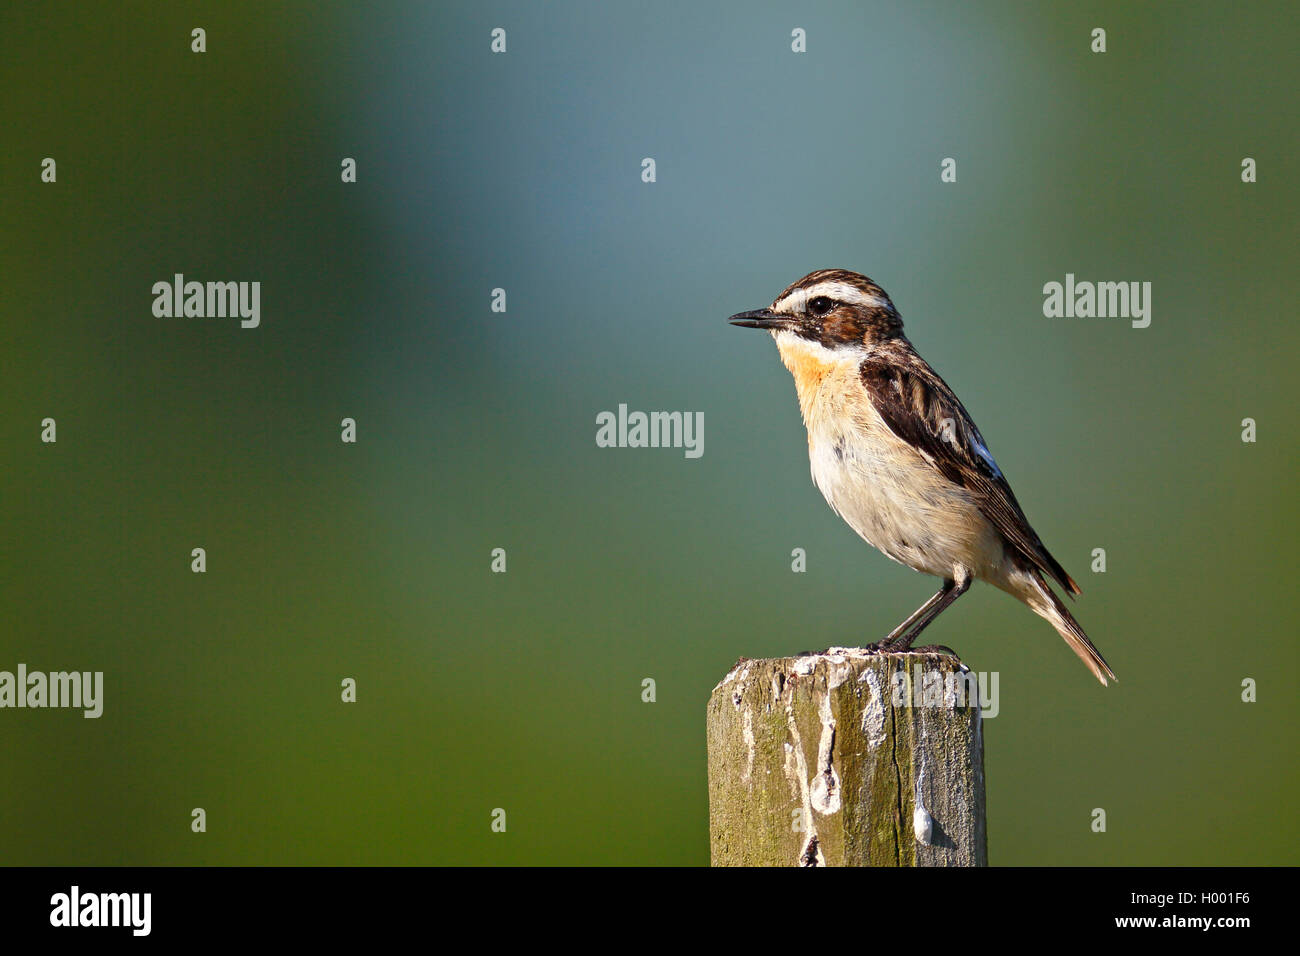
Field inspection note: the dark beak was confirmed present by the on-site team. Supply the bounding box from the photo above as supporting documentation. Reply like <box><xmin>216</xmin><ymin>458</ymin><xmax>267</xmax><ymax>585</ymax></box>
<box><xmin>727</xmin><ymin>308</ymin><xmax>794</xmax><ymax>330</ymax></box>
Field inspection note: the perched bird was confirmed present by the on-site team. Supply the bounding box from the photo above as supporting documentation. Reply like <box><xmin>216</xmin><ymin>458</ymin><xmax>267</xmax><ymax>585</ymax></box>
<box><xmin>729</xmin><ymin>269</ymin><xmax>1115</xmax><ymax>685</ymax></box>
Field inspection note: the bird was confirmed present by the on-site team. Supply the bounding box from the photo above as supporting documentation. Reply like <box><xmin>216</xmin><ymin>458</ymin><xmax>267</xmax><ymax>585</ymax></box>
<box><xmin>728</xmin><ymin>268</ymin><xmax>1116</xmax><ymax>685</ymax></box>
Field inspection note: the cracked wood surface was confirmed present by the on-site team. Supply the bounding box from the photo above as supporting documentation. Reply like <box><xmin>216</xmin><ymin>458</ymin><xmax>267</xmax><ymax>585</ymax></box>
<box><xmin>707</xmin><ymin>649</ymin><xmax>987</xmax><ymax>866</ymax></box>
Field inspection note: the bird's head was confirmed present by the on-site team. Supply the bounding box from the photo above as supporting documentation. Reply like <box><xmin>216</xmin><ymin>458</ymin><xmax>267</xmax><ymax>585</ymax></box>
<box><xmin>728</xmin><ymin>269</ymin><xmax>904</xmax><ymax>353</ymax></box>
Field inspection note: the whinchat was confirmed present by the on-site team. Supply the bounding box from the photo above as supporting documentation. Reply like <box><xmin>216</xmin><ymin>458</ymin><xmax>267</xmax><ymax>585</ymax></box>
<box><xmin>729</xmin><ymin>269</ymin><xmax>1115</xmax><ymax>685</ymax></box>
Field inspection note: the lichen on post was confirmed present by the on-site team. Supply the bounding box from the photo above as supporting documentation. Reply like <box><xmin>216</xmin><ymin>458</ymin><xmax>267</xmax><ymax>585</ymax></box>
<box><xmin>706</xmin><ymin>648</ymin><xmax>987</xmax><ymax>866</ymax></box>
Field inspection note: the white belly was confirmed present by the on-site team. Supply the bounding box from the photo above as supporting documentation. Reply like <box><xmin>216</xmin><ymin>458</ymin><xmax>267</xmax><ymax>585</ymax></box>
<box><xmin>806</xmin><ymin>405</ymin><xmax>1005</xmax><ymax>582</ymax></box>
<box><xmin>771</xmin><ymin>331</ymin><xmax>1007</xmax><ymax>583</ymax></box>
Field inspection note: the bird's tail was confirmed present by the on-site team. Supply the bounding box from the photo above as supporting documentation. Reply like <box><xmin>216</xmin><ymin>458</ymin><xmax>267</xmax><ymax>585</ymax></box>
<box><xmin>1017</xmin><ymin>569</ymin><xmax>1117</xmax><ymax>686</ymax></box>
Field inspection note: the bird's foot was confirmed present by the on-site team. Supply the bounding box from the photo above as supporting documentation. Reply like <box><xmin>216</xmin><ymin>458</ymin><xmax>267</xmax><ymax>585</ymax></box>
<box><xmin>865</xmin><ymin>638</ymin><xmax>909</xmax><ymax>654</ymax></box>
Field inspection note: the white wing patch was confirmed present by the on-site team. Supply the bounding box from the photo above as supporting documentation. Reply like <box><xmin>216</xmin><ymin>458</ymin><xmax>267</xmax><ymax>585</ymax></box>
<box><xmin>967</xmin><ymin>431</ymin><xmax>1003</xmax><ymax>478</ymax></box>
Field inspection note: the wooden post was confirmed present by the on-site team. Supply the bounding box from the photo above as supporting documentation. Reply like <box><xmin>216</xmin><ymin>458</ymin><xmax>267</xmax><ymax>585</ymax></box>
<box><xmin>707</xmin><ymin>647</ymin><xmax>987</xmax><ymax>866</ymax></box>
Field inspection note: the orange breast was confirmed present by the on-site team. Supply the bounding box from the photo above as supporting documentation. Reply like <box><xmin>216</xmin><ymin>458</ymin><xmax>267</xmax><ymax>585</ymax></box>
<box><xmin>777</xmin><ymin>340</ymin><xmax>837</xmax><ymax>397</ymax></box>
<box><xmin>773</xmin><ymin>336</ymin><xmax>860</xmax><ymax>450</ymax></box>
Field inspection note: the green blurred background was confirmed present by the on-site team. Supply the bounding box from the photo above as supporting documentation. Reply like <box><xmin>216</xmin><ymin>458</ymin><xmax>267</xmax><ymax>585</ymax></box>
<box><xmin>1</xmin><ymin>1</ymin><xmax>1295</xmax><ymax>865</ymax></box>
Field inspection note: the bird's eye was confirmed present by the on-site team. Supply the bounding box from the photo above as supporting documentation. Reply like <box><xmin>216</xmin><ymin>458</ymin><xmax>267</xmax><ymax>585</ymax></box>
<box><xmin>809</xmin><ymin>296</ymin><xmax>834</xmax><ymax>317</ymax></box>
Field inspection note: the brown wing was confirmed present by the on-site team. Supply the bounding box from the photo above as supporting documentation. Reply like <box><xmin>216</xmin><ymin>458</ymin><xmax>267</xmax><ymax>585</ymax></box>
<box><xmin>860</xmin><ymin>353</ymin><xmax>1080</xmax><ymax>596</ymax></box>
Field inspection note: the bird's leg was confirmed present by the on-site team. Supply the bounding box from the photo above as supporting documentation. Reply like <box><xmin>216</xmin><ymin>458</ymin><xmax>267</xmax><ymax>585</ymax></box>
<box><xmin>875</xmin><ymin>583</ymin><xmax>952</xmax><ymax>648</ymax></box>
<box><xmin>885</xmin><ymin>577</ymin><xmax>971</xmax><ymax>651</ymax></box>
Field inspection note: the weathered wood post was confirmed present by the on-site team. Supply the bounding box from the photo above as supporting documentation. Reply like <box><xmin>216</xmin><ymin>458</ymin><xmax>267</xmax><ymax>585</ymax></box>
<box><xmin>707</xmin><ymin>647</ymin><xmax>987</xmax><ymax>866</ymax></box>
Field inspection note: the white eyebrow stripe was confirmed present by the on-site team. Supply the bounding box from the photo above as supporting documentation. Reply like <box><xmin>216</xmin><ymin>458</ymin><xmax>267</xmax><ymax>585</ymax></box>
<box><xmin>773</xmin><ymin>280</ymin><xmax>890</xmax><ymax>314</ymax></box>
